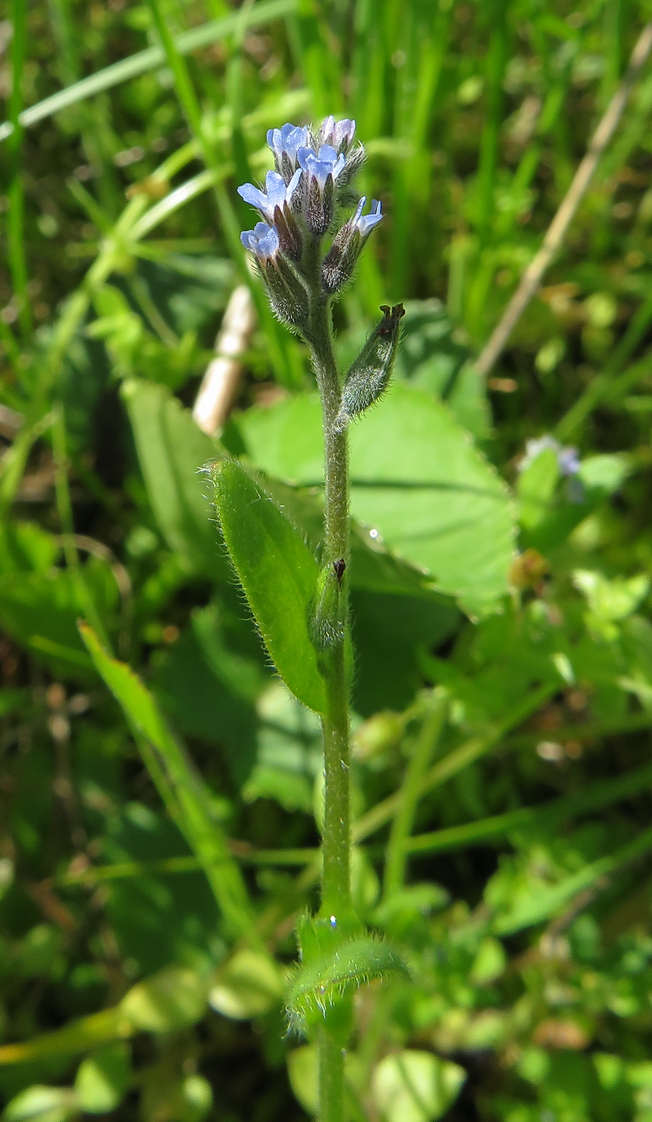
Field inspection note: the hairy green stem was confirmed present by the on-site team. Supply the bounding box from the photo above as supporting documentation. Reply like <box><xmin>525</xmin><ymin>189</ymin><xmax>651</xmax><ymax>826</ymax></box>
<box><xmin>307</xmin><ymin>280</ymin><xmax>351</xmax><ymax>1122</ymax></box>
<box><xmin>318</xmin><ymin>1027</ymin><xmax>345</xmax><ymax>1122</ymax></box>
<box><xmin>310</xmin><ymin>296</ymin><xmax>352</xmax><ymax>921</ymax></box>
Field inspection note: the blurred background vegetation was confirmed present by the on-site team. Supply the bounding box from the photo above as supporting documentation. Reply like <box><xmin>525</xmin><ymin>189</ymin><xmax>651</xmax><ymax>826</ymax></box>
<box><xmin>5</xmin><ymin>0</ymin><xmax>652</xmax><ymax>1119</ymax></box>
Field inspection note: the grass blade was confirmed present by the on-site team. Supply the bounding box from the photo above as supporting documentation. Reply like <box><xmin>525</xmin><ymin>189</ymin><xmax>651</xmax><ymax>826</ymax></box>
<box><xmin>0</xmin><ymin>0</ymin><xmax>298</xmax><ymax>142</ymax></box>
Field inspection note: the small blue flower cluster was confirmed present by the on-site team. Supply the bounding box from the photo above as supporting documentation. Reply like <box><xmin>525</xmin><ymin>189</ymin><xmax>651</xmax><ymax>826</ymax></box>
<box><xmin>237</xmin><ymin>117</ymin><xmax>382</xmax><ymax>316</ymax></box>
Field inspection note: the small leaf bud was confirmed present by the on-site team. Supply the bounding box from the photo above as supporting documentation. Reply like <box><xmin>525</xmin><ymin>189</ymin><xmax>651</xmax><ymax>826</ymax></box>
<box><xmin>309</xmin><ymin>562</ymin><xmax>347</xmax><ymax>665</ymax></box>
<box><xmin>335</xmin><ymin>304</ymin><xmax>405</xmax><ymax>431</ymax></box>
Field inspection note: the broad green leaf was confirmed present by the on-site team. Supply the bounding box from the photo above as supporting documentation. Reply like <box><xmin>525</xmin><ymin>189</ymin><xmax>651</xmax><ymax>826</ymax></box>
<box><xmin>236</xmin><ymin>385</ymin><xmax>515</xmax><ymax>615</ymax></box>
<box><xmin>372</xmin><ymin>1050</ymin><xmax>466</xmax><ymax>1122</ymax></box>
<box><xmin>244</xmin><ymin>682</ymin><xmax>322</xmax><ymax>812</ymax></box>
<box><xmin>209</xmin><ymin>458</ymin><xmax>326</xmax><ymax>713</ymax></box>
<box><xmin>288</xmin><ymin>1046</ymin><xmax>319</xmax><ymax>1116</ymax></box>
<box><xmin>209</xmin><ymin>950</ymin><xmax>285</xmax><ymax>1020</ymax></box>
<box><xmin>153</xmin><ymin>602</ymin><xmax>264</xmax><ymax>786</ymax></box>
<box><xmin>120</xmin><ymin>966</ymin><xmax>208</xmax><ymax>1032</ymax></box>
<box><xmin>122</xmin><ymin>379</ymin><xmax>226</xmax><ymax>580</ymax></box>
<box><xmin>0</xmin><ymin>968</ymin><xmax>206</xmax><ymax>1067</ymax></box>
<box><xmin>74</xmin><ymin>1044</ymin><xmax>131</xmax><ymax>1114</ymax></box>
<box><xmin>348</xmin><ymin>385</ymin><xmax>513</xmax><ymax>615</ymax></box>
<box><xmin>79</xmin><ymin>624</ymin><xmax>260</xmax><ymax>946</ymax></box>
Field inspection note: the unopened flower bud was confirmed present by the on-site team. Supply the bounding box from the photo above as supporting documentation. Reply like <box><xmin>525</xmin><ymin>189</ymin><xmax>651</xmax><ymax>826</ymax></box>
<box><xmin>298</xmin><ymin>145</ymin><xmax>346</xmax><ymax>236</ymax></box>
<box><xmin>241</xmin><ymin>222</ymin><xmax>308</xmax><ymax>332</ymax></box>
<box><xmin>319</xmin><ymin>115</ymin><xmax>356</xmax><ymax>154</ymax></box>
<box><xmin>335</xmin><ymin>304</ymin><xmax>405</xmax><ymax>431</ymax></box>
<box><xmin>322</xmin><ymin>197</ymin><xmax>383</xmax><ymax>295</ymax></box>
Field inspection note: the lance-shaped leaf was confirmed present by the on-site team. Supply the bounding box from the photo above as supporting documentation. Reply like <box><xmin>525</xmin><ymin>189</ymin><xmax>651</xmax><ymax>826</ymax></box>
<box><xmin>209</xmin><ymin>459</ymin><xmax>326</xmax><ymax>714</ymax></box>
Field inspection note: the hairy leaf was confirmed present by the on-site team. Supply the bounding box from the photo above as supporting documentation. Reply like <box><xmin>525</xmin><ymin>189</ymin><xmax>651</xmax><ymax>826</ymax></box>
<box><xmin>209</xmin><ymin>458</ymin><xmax>326</xmax><ymax>713</ymax></box>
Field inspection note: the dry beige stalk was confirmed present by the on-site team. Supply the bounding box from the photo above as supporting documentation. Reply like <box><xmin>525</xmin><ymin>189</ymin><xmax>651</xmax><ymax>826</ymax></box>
<box><xmin>476</xmin><ymin>21</ymin><xmax>652</xmax><ymax>379</ymax></box>
<box><xmin>192</xmin><ymin>284</ymin><xmax>256</xmax><ymax>435</ymax></box>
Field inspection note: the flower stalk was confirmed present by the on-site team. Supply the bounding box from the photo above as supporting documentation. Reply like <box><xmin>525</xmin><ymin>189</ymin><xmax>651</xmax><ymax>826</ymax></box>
<box><xmin>238</xmin><ymin>117</ymin><xmax>398</xmax><ymax>1122</ymax></box>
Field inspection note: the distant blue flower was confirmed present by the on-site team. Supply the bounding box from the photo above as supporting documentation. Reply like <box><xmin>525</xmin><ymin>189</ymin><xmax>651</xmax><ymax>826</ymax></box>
<box><xmin>298</xmin><ymin>144</ymin><xmax>346</xmax><ymax>190</ymax></box>
<box><xmin>267</xmin><ymin>123</ymin><xmax>310</xmax><ymax>174</ymax></box>
<box><xmin>240</xmin><ymin>222</ymin><xmax>279</xmax><ymax>262</ymax></box>
<box><xmin>521</xmin><ymin>435</ymin><xmax>581</xmax><ymax>477</ymax></box>
<box><xmin>237</xmin><ymin>169</ymin><xmax>302</xmax><ymax>221</ymax></box>
<box><xmin>351</xmin><ymin>196</ymin><xmax>383</xmax><ymax>237</ymax></box>
<box><xmin>319</xmin><ymin>115</ymin><xmax>356</xmax><ymax>152</ymax></box>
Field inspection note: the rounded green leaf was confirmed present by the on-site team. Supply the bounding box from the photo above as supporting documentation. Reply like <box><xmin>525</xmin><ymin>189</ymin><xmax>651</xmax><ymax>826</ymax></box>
<box><xmin>210</xmin><ymin>459</ymin><xmax>326</xmax><ymax>713</ymax></box>
<box><xmin>372</xmin><ymin>1050</ymin><xmax>466</xmax><ymax>1122</ymax></box>
<box><xmin>74</xmin><ymin>1044</ymin><xmax>131</xmax><ymax>1114</ymax></box>
<box><xmin>120</xmin><ymin>966</ymin><xmax>208</xmax><ymax>1033</ymax></box>
<box><xmin>235</xmin><ymin>386</ymin><xmax>516</xmax><ymax>616</ymax></box>
<box><xmin>209</xmin><ymin>950</ymin><xmax>285</xmax><ymax>1020</ymax></box>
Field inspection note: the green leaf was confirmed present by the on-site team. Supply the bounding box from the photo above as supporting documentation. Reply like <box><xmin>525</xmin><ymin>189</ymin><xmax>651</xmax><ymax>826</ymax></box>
<box><xmin>74</xmin><ymin>1044</ymin><xmax>131</xmax><ymax>1113</ymax></box>
<box><xmin>287</xmin><ymin>1046</ymin><xmax>319</xmax><ymax>1116</ymax></box>
<box><xmin>236</xmin><ymin>386</ymin><xmax>515</xmax><ymax>615</ymax></box>
<box><xmin>120</xmin><ymin>966</ymin><xmax>208</xmax><ymax>1033</ymax></box>
<box><xmin>79</xmin><ymin>624</ymin><xmax>260</xmax><ymax>946</ymax></box>
<box><xmin>2</xmin><ymin>1087</ymin><xmax>79</xmax><ymax>1122</ymax></box>
<box><xmin>208</xmin><ymin>950</ymin><xmax>285</xmax><ymax>1020</ymax></box>
<box><xmin>153</xmin><ymin>602</ymin><xmax>263</xmax><ymax>786</ymax></box>
<box><xmin>122</xmin><ymin>379</ymin><xmax>226</xmax><ymax>580</ymax></box>
<box><xmin>372</xmin><ymin>1051</ymin><xmax>466</xmax><ymax>1122</ymax></box>
<box><xmin>0</xmin><ymin>561</ymin><xmax>117</xmax><ymax>682</ymax></box>
<box><xmin>209</xmin><ymin>458</ymin><xmax>326</xmax><ymax>713</ymax></box>
<box><xmin>286</xmin><ymin>934</ymin><xmax>407</xmax><ymax>1031</ymax></box>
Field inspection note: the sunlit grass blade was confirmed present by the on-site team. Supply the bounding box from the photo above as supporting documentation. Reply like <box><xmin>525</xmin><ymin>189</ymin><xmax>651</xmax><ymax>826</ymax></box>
<box><xmin>6</xmin><ymin>0</ymin><xmax>32</xmax><ymax>338</ymax></box>
<box><xmin>80</xmin><ymin>624</ymin><xmax>263</xmax><ymax>949</ymax></box>
<box><xmin>406</xmin><ymin>758</ymin><xmax>652</xmax><ymax>855</ymax></box>
<box><xmin>145</xmin><ymin>0</ymin><xmax>303</xmax><ymax>389</ymax></box>
<box><xmin>0</xmin><ymin>0</ymin><xmax>298</xmax><ymax>142</ymax></box>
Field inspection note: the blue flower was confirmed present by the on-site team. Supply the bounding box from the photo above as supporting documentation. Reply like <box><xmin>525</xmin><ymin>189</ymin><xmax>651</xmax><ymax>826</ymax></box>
<box><xmin>240</xmin><ymin>222</ymin><xmax>280</xmax><ymax>262</ymax></box>
<box><xmin>319</xmin><ymin>115</ymin><xmax>356</xmax><ymax>153</ymax></box>
<box><xmin>237</xmin><ymin>169</ymin><xmax>302</xmax><ymax>222</ymax></box>
<box><xmin>351</xmin><ymin>196</ymin><xmax>383</xmax><ymax>237</ymax></box>
<box><xmin>521</xmin><ymin>435</ymin><xmax>581</xmax><ymax>477</ymax></box>
<box><xmin>267</xmin><ymin>123</ymin><xmax>310</xmax><ymax>173</ymax></box>
<box><xmin>297</xmin><ymin>144</ymin><xmax>346</xmax><ymax>190</ymax></box>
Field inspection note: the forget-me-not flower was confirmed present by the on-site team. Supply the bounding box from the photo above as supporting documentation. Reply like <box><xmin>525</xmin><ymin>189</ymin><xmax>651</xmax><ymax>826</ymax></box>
<box><xmin>240</xmin><ymin>222</ymin><xmax>280</xmax><ymax>263</ymax></box>
<box><xmin>351</xmin><ymin>196</ymin><xmax>383</xmax><ymax>237</ymax></box>
<box><xmin>298</xmin><ymin>144</ymin><xmax>346</xmax><ymax>190</ymax></box>
<box><xmin>237</xmin><ymin>169</ymin><xmax>302</xmax><ymax>223</ymax></box>
<box><xmin>267</xmin><ymin>124</ymin><xmax>311</xmax><ymax>183</ymax></box>
<box><xmin>297</xmin><ymin>144</ymin><xmax>347</xmax><ymax>235</ymax></box>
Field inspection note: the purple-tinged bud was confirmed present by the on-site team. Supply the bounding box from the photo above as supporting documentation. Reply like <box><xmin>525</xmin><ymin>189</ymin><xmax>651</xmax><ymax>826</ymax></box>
<box><xmin>322</xmin><ymin>197</ymin><xmax>383</xmax><ymax>295</ymax></box>
<box><xmin>318</xmin><ymin>115</ymin><xmax>356</xmax><ymax>154</ymax></box>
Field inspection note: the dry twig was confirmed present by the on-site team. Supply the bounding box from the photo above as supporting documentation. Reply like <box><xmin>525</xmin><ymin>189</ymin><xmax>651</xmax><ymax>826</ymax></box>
<box><xmin>476</xmin><ymin>22</ymin><xmax>652</xmax><ymax>378</ymax></box>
